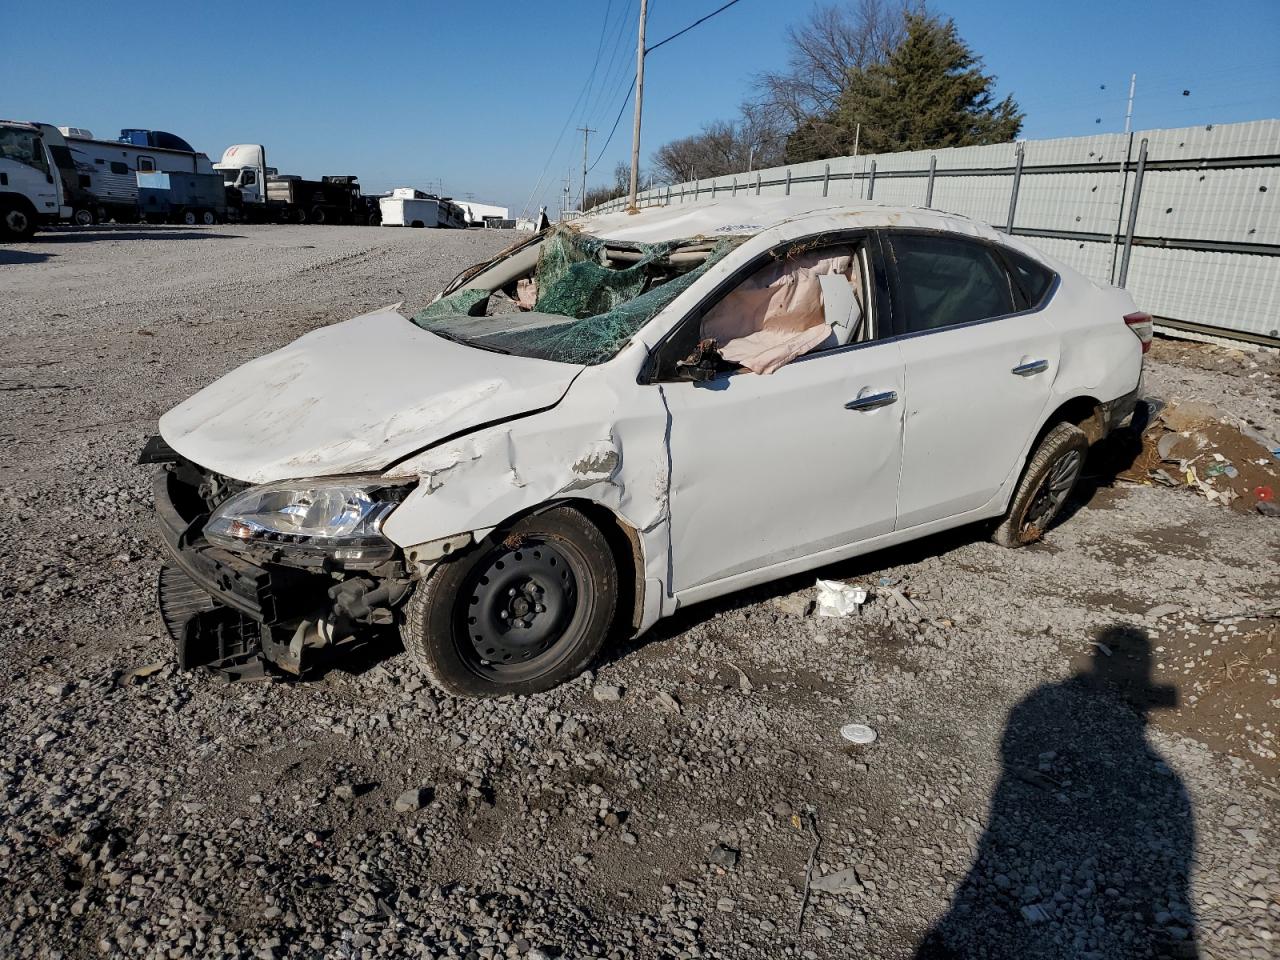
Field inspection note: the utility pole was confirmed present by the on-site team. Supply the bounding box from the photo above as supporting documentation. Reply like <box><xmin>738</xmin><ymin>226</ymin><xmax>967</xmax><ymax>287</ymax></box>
<box><xmin>1123</xmin><ymin>73</ymin><xmax>1137</xmax><ymax>135</ymax></box>
<box><xmin>562</xmin><ymin>172</ymin><xmax>571</xmax><ymax>219</ymax></box>
<box><xmin>627</xmin><ymin>0</ymin><xmax>648</xmax><ymax>213</ymax></box>
<box><xmin>577</xmin><ymin>126</ymin><xmax>595</xmax><ymax>211</ymax></box>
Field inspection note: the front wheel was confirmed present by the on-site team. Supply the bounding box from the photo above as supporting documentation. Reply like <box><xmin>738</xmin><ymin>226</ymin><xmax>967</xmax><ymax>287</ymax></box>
<box><xmin>992</xmin><ymin>421</ymin><xmax>1088</xmax><ymax>548</ymax></box>
<box><xmin>72</xmin><ymin>207</ymin><xmax>96</xmax><ymax>227</ymax></box>
<box><xmin>1</xmin><ymin>203</ymin><xmax>37</xmax><ymax>240</ymax></box>
<box><xmin>401</xmin><ymin>507</ymin><xmax>618</xmax><ymax>697</ymax></box>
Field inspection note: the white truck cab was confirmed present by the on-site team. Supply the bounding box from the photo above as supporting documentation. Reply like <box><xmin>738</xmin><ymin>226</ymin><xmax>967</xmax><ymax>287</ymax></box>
<box><xmin>0</xmin><ymin>120</ymin><xmax>71</xmax><ymax>239</ymax></box>
<box><xmin>214</xmin><ymin>144</ymin><xmax>273</xmax><ymax>205</ymax></box>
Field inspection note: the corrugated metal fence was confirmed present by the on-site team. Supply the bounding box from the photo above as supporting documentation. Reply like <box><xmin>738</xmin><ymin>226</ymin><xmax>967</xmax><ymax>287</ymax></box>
<box><xmin>589</xmin><ymin>120</ymin><xmax>1279</xmax><ymax>346</ymax></box>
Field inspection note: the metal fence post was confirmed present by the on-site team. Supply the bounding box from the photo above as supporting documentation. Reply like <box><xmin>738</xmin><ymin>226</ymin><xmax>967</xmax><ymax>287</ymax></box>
<box><xmin>732</xmin><ymin>177</ymin><xmax>738</xmax><ymax>197</ymax></box>
<box><xmin>666</xmin><ymin>185</ymin><xmax>672</xmax><ymax>205</ymax></box>
<box><xmin>822</xmin><ymin>163</ymin><xmax>830</xmax><ymax>197</ymax></box>
<box><xmin>755</xmin><ymin>172</ymin><xmax>762</xmax><ymax>196</ymax></box>
<box><xmin>712</xmin><ymin>179</ymin><xmax>717</xmax><ymax>198</ymax></box>
<box><xmin>694</xmin><ymin>179</ymin><xmax>699</xmax><ymax>200</ymax></box>
<box><xmin>867</xmin><ymin>160</ymin><xmax>877</xmax><ymax>200</ymax></box>
<box><xmin>785</xmin><ymin>169</ymin><xmax>792</xmax><ymax>196</ymax></box>
<box><xmin>1004</xmin><ymin>142</ymin><xmax>1025</xmax><ymax>233</ymax></box>
<box><xmin>1118</xmin><ymin>138</ymin><xmax>1149</xmax><ymax>289</ymax></box>
<box><xmin>925</xmin><ymin>156</ymin><xmax>937</xmax><ymax>208</ymax></box>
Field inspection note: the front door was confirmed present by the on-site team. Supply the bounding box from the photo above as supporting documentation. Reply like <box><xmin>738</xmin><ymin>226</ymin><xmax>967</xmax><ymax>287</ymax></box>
<box><xmin>662</xmin><ymin>339</ymin><xmax>905</xmax><ymax>594</ymax></box>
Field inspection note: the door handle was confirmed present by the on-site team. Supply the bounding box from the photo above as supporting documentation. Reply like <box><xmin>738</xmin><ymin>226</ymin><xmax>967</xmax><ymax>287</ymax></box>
<box><xmin>1012</xmin><ymin>359</ymin><xmax>1049</xmax><ymax>376</ymax></box>
<box><xmin>845</xmin><ymin>389</ymin><xmax>898</xmax><ymax>411</ymax></box>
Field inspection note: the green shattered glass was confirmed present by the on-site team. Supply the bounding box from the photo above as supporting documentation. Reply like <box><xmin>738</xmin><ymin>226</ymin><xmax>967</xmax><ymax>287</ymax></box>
<box><xmin>412</xmin><ymin>287</ymin><xmax>491</xmax><ymax>323</ymax></box>
<box><xmin>412</xmin><ymin>225</ymin><xmax>745</xmax><ymax>366</ymax></box>
<box><xmin>492</xmin><ymin>239</ymin><xmax>739</xmax><ymax>364</ymax></box>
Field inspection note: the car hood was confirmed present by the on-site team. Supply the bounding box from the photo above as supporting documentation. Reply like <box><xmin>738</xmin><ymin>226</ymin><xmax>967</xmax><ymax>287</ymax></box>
<box><xmin>159</xmin><ymin>306</ymin><xmax>583</xmax><ymax>484</ymax></box>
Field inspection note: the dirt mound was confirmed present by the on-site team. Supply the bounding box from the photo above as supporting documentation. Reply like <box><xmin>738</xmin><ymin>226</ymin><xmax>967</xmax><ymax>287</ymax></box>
<box><xmin>1120</xmin><ymin>400</ymin><xmax>1280</xmax><ymax>514</ymax></box>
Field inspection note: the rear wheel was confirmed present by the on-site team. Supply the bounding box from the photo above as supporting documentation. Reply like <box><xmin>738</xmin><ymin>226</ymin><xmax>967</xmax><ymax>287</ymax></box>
<box><xmin>309</xmin><ymin>206</ymin><xmax>326</xmax><ymax>224</ymax></box>
<box><xmin>1</xmin><ymin>202</ymin><xmax>37</xmax><ymax>240</ymax></box>
<box><xmin>992</xmin><ymin>422</ymin><xmax>1088</xmax><ymax>547</ymax></box>
<box><xmin>402</xmin><ymin>507</ymin><xmax>618</xmax><ymax>697</ymax></box>
<box><xmin>72</xmin><ymin>207</ymin><xmax>96</xmax><ymax>227</ymax></box>
<box><xmin>181</xmin><ymin>209</ymin><xmax>198</xmax><ymax>226</ymax></box>
<box><xmin>200</xmin><ymin>209</ymin><xmax>217</xmax><ymax>225</ymax></box>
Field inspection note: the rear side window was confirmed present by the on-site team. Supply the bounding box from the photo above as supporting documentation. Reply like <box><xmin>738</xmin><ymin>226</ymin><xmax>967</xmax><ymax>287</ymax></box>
<box><xmin>889</xmin><ymin>234</ymin><xmax>1016</xmax><ymax>333</ymax></box>
<box><xmin>110</xmin><ymin>161</ymin><xmax>128</xmax><ymax>175</ymax></box>
<box><xmin>1004</xmin><ymin>249</ymin><xmax>1055</xmax><ymax>308</ymax></box>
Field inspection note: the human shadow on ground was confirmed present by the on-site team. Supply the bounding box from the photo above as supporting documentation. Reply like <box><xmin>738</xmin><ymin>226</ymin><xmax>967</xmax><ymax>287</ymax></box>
<box><xmin>914</xmin><ymin>625</ymin><xmax>1199</xmax><ymax>960</ymax></box>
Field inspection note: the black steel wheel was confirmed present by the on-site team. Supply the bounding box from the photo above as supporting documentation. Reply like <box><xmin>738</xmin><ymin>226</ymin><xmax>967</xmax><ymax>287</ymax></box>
<box><xmin>72</xmin><ymin>207</ymin><xmax>95</xmax><ymax>227</ymax></box>
<box><xmin>992</xmin><ymin>421</ymin><xmax>1089</xmax><ymax>547</ymax></box>
<box><xmin>1</xmin><ymin>202</ymin><xmax>37</xmax><ymax>240</ymax></box>
<box><xmin>402</xmin><ymin>507</ymin><xmax>618</xmax><ymax>697</ymax></box>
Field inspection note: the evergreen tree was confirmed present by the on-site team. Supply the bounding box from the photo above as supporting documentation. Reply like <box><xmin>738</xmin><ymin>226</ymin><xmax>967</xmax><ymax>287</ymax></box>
<box><xmin>786</xmin><ymin>12</ymin><xmax>1023</xmax><ymax>161</ymax></box>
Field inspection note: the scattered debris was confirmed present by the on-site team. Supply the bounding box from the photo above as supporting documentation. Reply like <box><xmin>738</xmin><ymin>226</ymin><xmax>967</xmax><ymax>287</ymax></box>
<box><xmin>809</xmin><ymin>868</ymin><xmax>865</xmax><ymax>895</ymax></box>
<box><xmin>814</xmin><ymin>579</ymin><xmax>868</xmax><ymax>617</ymax></box>
<box><xmin>394</xmin><ymin>785</ymin><xmax>433</xmax><ymax>813</ymax></box>
<box><xmin>118</xmin><ymin>661</ymin><xmax>166</xmax><ymax>686</ymax></box>
<box><xmin>653</xmin><ymin>691</ymin><xmax>682</xmax><ymax>714</ymax></box>
<box><xmin>797</xmin><ymin>810</ymin><xmax>822</xmax><ymax>934</ymax></box>
<box><xmin>1145</xmin><ymin>603</ymin><xmax>1184</xmax><ymax>620</ymax></box>
<box><xmin>592</xmin><ymin>684</ymin><xmax>623</xmax><ymax>703</ymax></box>
<box><xmin>708</xmin><ymin>844</ymin><xmax>740</xmax><ymax>869</ymax></box>
<box><xmin>881</xmin><ymin>585</ymin><xmax>925</xmax><ymax>620</ymax></box>
<box><xmin>1121</xmin><ymin>400</ymin><xmax>1280</xmax><ymax>514</ymax></box>
<box><xmin>839</xmin><ymin>723</ymin><xmax>878</xmax><ymax>745</ymax></box>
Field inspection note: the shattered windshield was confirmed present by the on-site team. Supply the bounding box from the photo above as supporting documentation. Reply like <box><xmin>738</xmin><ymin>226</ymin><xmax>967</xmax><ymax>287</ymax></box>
<box><xmin>411</xmin><ymin>225</ymin><xmax>744</xmax><ymax>365</ymax></box>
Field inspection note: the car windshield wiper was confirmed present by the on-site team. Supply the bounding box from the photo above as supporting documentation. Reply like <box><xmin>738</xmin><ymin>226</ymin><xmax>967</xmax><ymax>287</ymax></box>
<box><xmin>428</xmin><ymin>328</ymin><xmax>511</xmax><ymax>355</ymax></box>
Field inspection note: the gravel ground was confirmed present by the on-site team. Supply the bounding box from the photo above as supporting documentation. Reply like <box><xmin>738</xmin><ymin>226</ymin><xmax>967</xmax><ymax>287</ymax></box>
<box><xmin>1</xmin><ymin>224</ymin><xmax>1278</xmax><ymax>960</ymax></box>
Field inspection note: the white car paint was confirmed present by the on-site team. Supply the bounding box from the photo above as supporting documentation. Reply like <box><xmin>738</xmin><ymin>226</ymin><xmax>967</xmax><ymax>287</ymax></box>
<box><xmin>159</xmin><ymin>307</ymin><xmax>585</xmax><ymax>484</ymax></box>
<box><xmin>160</xmin><ymin>198</ymin><xmax>1143</xmax><ymax>636</ymax></box>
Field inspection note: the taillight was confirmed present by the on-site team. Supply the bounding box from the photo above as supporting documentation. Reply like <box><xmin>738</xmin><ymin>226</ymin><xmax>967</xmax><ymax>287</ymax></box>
<box><xmin>1124</xmin><ymin>311</ymin><xmax>1153</xmax><ymax>354</ymax></box>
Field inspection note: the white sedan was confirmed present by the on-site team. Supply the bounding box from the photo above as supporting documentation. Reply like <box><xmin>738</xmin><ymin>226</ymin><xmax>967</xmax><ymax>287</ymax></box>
<box><xmin>148</xmin><ymin>198</ymin><xmax>1149</xmax><ymax>695</ymax></box>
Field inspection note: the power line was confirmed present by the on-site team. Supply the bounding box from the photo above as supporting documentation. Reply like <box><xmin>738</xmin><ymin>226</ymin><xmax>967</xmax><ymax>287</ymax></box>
<box><xmin>587</xmin><ymin>78</ymin><xmax>636</xmax><ymax>174</ymax></box>
<box><xmin>644</xmin><ymin>0</ymin><xmax>746</xmax><ymax>55</ymax></box>
<box><xmin>519</xmin><ymin>2</ymin><xmax>617</xmax><ymax>216</ymax></box>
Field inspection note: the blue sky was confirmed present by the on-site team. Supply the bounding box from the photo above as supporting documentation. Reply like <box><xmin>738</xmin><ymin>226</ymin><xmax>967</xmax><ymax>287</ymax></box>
<box><xmin>6</xmin><ymin>0</ymin><xmax>1278</xmax><ymax>216</ymax></box>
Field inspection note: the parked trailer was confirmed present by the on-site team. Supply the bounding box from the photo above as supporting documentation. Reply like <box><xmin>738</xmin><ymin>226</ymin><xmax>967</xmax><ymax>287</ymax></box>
<box><xmin>59</xmin><ymin>127</ymin><xmax>213</xmax><ymax>224</ymax></box>
<box><xmin>137</xmin><ymin>171</ymin><xmax>229</xmax><ymax>225</ymax></box>
<box><xmin>380</xmin><ymin>188</ymin><xmax>468</xmax><ymax>228</ymax></box>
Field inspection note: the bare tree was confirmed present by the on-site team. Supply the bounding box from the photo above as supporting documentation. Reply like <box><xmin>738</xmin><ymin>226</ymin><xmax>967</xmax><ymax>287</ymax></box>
<box><xmin>753</xmin><ymin>0</ymin><xmax>912</xmax><ymax>159</ymax></box>
<box><xmin>651</xmin><ymin>109</ymin><xmax>788</xmax><ymax>185</ymax></box>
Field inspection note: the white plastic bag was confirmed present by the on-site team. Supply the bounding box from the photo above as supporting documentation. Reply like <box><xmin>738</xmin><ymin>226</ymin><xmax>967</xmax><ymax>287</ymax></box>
<box><xmin>814</xmin><ymin>579</ymin><xmax>868</xmax><ymax>617</ymax></box>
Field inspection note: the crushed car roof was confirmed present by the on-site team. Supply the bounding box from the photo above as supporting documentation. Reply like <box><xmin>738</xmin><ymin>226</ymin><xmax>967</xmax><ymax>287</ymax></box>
<box><xmin>575</xmin><ymin>196</ymin><xmax>996</xmax><ymax>244</ymax></box>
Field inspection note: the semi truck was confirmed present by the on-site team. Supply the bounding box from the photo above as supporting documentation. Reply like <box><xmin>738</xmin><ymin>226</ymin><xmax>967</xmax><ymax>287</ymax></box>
<box><xmin>0</xmin><ymin>119</ymin><xmax>71</xmax><ymax>239</ymax></box>
<box><xmin>215</xmin><ymin>145</ymin><xmax>375</xmax><ymax>224</ymax></box>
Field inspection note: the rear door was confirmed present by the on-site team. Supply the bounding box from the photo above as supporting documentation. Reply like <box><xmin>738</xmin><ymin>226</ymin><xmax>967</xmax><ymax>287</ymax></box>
<box><xmin>885</xmin><ymin>231</ymin><xmax>1060</xmax><ymax>529</ymax></box>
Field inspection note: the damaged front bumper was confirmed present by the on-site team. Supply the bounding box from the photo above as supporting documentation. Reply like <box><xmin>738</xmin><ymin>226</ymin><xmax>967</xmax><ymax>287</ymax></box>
<box><xmin>147</xmin><ymin>447</ymin><xmax>410</xmax><ymax>678</ymax></box>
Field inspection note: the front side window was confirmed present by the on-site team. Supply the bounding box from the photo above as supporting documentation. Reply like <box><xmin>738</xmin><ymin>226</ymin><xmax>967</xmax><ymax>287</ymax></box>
<box><xmin>137</xmin><ymin>156</ymin><xmax>156</xmax><ymax>172</ymax></box>
<box><xmin>0</xmin><ymin>128</ymin><xmax>48</xmax><ymax>174</ymax></box>
<box><xmin>889</xmin><ymin>234</ymin><xmax>1016</xmax><ymax>334</ymax></box>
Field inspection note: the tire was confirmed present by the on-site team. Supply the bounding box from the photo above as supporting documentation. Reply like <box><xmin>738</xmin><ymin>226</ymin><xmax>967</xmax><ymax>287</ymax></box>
<box><xmin>199</xmin><ymin>209</ymin><xmax>217</xmax><ymax>225</ymax></box>
<box><xmin>72</xmin><ymin>207</ymin><xmax>95</xmax><ymax>227</ymax></box>
<box><xmin>402</xmin><ymin>506</ymin><xmax>618</xmax><ymax>697</ymax></box>
<box><xmin>992</xmin><ymin>422</ymin><xmax>1089</xmax><ymax>548</ymax></box>
<box><xmin>1</xmin><ymin>202</ymin><xmax>37</xmax><ymax>240</ymax></box>
<box><xmin>293</xmin><ymin>207</ymin><xmax>307</xmax><ymax>224</ymax></box>
<box><xmin>181</xmin><ymin>209</ymin><xmax>198</xmax><ymax>226</ymax></box>
<box><xmin>310</xmin><ymin>206</ymin><xmax>326</xmax><ymax>224</ymax></box>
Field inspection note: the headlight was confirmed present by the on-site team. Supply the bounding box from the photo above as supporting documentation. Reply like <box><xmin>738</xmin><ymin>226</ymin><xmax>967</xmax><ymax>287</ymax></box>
<box><xmin>204</xmin><ymin>480</ymin><xmax>409</xmax><ymax>566</ymax></box>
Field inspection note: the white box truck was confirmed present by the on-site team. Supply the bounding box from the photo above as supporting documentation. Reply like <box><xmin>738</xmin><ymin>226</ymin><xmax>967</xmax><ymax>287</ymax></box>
<box><xmin>0</xmin><ymin>120</ymin><xmax>71</xmax><ymax>239</ymax></box>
